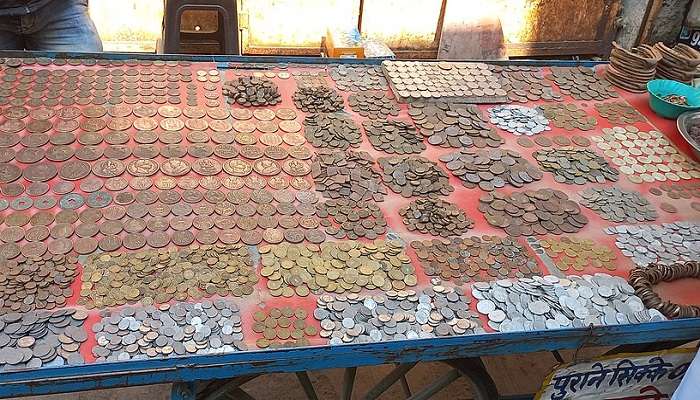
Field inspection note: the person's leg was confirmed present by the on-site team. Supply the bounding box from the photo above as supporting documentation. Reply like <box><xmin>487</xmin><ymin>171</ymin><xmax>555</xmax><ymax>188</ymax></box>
<box><xmin>23</xmin><ymin>0</ymin><xmax>102</xmax><ymax>52</ymax></box>
<box><xmin>0</xmin><ymin>16</ymin><xmax>25</xmax><ymax>50</ymax></box>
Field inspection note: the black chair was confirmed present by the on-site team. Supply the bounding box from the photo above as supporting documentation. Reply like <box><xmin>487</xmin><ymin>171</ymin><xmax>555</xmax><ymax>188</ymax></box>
<box><xmin>162</xmin><ymin>0</ymin><xmax>239</xmax><ymax>54</ymax></box>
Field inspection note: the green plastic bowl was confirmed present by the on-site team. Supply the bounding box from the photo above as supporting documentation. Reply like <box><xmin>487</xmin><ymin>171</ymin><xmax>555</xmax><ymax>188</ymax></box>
<box><xmin>647</xmin><ymin>79</ymin><xmax>700</xmax><ymax>119</ymax></box>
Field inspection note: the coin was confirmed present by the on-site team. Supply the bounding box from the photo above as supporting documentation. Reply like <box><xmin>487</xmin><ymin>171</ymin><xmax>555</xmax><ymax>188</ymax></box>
<box><xmin>363</xmin><ymin>119</ymin><xmax>425</xmax><ymax>154</ymax></box>
<box><xmin>579</xmin><ymin>187</ymin><xmax>657</xmax><ymax>222</ymax></box>
<box><xmin>378</xmin><ymin>155</ymin><xmax>454</xmax><ymax>197</ymax></box>
<box><xmin>534</xmin><ymin>147</ymin><xmax>619</xmax><ymax>184</ymax></box>
<box><xmin>316</xmin><ymin>198</ymin><xmax>387</xmax><ymax>240</ymax></box>
<box><xmin>292</xmin><ymin>86</ymin><xmax>344</xmax><ymax>113</ymax></box>
<box><xmin>533</xmin><ymin>236</ymin><xmax>617</xmax><ymax>272</ymax></box>
<box><xmin>491</xmin><ymin>65</ymin><xmax>562</xmax><ymax>102</ymax></box>
<box><xmin>594</xmin><ymin>101</ymin><xmax>645</xmax><ymax>124</ymax></box>
<box><xmin>538</xmin><ymin>103</ymin><xmax>597</xmax><ymax>131</ymax></box>
<box><xmin>409</xmin><ymin>102</ymin><xmax>503</xmax><ymax>148</ymax></box>
<box><xmin>312</xmin><ymin>149</ymin><xmax>386</xmax><ymax>202</ymax></box>
<box><xmin>545</xmin><ymin>66</ymin><xmax>619</xmax><ymax>100</ymax></box>
<box><xmin>400</xmin><ymin>197</ymin><xmax>474</xmax><ymax>237</ymax></box>
<box><xmin>440</xmin><ymin>148</ymin><xmax>543</xmax><ymax>191</ymax></box>
<box><xmin>329</xmin><ymin>65</ymin><xmax>389</xmax><ymax>92</ymax></box>
<box><xmin>303</xmin><ymin>113</ymin><xmax>361</xmax><ymax>150</ymax></box>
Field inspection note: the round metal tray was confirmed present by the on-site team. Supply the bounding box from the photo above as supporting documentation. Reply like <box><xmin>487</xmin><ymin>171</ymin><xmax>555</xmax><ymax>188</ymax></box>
<box><xmin>677</xmin><ymin>110</ymin><xmax>700</xmax><ymax>159</ymax></box>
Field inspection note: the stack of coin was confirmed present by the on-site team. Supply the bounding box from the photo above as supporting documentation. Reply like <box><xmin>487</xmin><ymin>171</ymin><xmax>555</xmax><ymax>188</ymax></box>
<box><xmin>92</xmin><ymin>300</ymin><xmax>245</xmax><ymax>361</ymax></box>
<box><xmin>79</xmin><ymin>245</ymin><xmax>258</xmax><ymax>308</ymax></box>
<box><xmin>316</xmin><ymin>198</ymin><xmax>387</xmax><ymax>240</ymax></box>
<box><xmin>605</xmin><ymin>222</ymin><xmax>700</xmax><ymax>266</ymax></box>
<box><xmin>545</xmin><ymin>66</ymin><xmax>619</xmax><ymax>100</ymax></box>
<box><xmin>222</xmin><ymin>76</ymin><xmax>282</xmax><ymax>106</ymax></box>
<box><xmin>303</xmin><ymin>113</ymin><xmax>362</xmax><ymax>150</ymax></box>
<box><xmin>473</xmin><ymin>274</ymin><xmax>664</xmax><ymax>332</ymax></box>
<box><xmin>0</xmin><ymin>255</ymin><xmax>78</xmax><ymax>312</ymax></box>
<box><xmin>654</xmin><ymin>42</ymin><xmax>700</xmax><ymax>84</ymax></box>
<box><xmin>440</xmin><ymin>148</ymin><xmax>543</xmax><ymax>191</ymax></box>
<box><xmin>411</xmin><ymin>235</ymin><xmax>539</xmax><ymax>284</ymax></box>
<box><xmin>314</xmin><ymin>282</ymin><xmax>483</xmax><ymax>344</ymax></box>
<box><xmin>533</xmin><ymin>147</ymin><xmax>619</xmax><ymax>184</ymax></box>
<box><xmin>491</xmin><ymin>65</ymin><xmax>563</xmax><ymax>102</ymax></box>
<box><xmin>594</xmin><ymin>101</ymin><xmax>646</xmax><ymax>124</ymax></box>
<box><xmin>605</xmin><ymin>42</ymin><xmax>661</xmax><ymax>92</ymax></box>
<box><xmin>408</xmin><ymin>102</ymin><xmax>503</xmax><ymax>148</ymax></box>
<box><xmin>537</xmin><ymin>103</ymin><xmax>597</xmax><ymax>131</ymax></box>
<box><xmin>0</xmin><ymin>308</ymin><xmax>87</xmax><ymax>370</ymax></box>
<box><xmin>479</xmin><ymin>189</ymin><xmax>588</xmax><ymax>236</ymax></box>
<box><xmin>312</xmin><ymin>149</ymin><xmax>387</xmax><ymax>202</ymax></box>
<box><xmin>378</xmin><ymin>156</ymin><xmax>454</xmax><ymax>197</ymax></box>
<box><xmin>292</xmin><ymin>86</ymin><xmax>344</xmax><ymax>113</ymax></box>
<box><xmin>629</xmin><ymin>261</ymin><xmax>700</xmax><ymax>319</ymax></box>
<box><xmin>488</xmin><ymin>105</ymin><xmax>550</xmax><ymax>136</ymax></box>
<box><xmin>259</xmin><ymin>240</ymin><xmax>417</xmax><ymax>297</ymax></box>
<box><xmin>347</xmin><ymin>92</ymin><xmax>400</xmax><ymax>119</ymax></box>
<box><xmin>363</xmin><ymin>119</ymin><xmax>425</xmax><ymax>154</ymax></box>
<box><xmin>399</xmin><ymin>197</ymin><xmax>473</xmax><ymax>237</ymax></box>
<box><xmin>579</xmin><ymin>187</ymin><xmax>657</xmax><ymax>222</ymax></box>
<box><xmin>531</xmin><ymin>236</ymin><xmax>617</xmax><ymax>272</ymax></box>
<box><xmin>329</xmin><ymin>65</ymin><xmax>389</xmax><ymax>91</ymax></box>
<box><xmin>252</xmin><ymin>306</ymin><xmax>317</xmax><ymax>348</ymax></box>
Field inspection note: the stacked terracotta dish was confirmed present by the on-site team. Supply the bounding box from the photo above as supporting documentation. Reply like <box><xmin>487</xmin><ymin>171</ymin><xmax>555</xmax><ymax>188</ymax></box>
<box><xmin>605</xmin><ymin>41</ymin><xmax>661</xmax><ymax>93</ymax></box>
<box><xmin>654</xmin><ymin>42</ymin><xmax>700</xmax><ymax>84</ymax></box>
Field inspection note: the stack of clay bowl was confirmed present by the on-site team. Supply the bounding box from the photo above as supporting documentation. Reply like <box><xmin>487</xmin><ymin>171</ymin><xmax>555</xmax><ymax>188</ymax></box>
<box><xmin>654</xmin><ymin>42</ymin><xmax>700</xmax><ymax>84</ymax></box>
<box><xmin>605</xmin><ymin>41</ymin><xmax>662</xmax><ymax>93</ymax></box>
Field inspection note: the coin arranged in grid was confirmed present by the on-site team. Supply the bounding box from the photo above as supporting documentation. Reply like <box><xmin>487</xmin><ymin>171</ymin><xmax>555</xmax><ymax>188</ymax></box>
<box><xmin>605</xmin><ymin>222</ymin><xmax>700</xmax><ymax>267</ymax></box>
<box><xmin>316</xmin><ymin>198</ymin><xmax>387</xmax><ymax>240</ymax></box>
<box><xmin>252</xmin><ymin>306</ymin><xmax>317</xmax><ymax>348</ymax></box>
<box><xmin>491</xmin><ymin>65</ymin><xmax>563</xmax><ymax>102</ymax></box>
<box><xmin>223</xmin><ymin>76</ymin><xmax>282</xmax><ymax>106</ymax></box>
<box><xmin>530</xmin><ymin>236</ymin><xmax>617</xmax><ymax>272</ymax></box>
<box><xmin>347</xmin><ymin>91</ymin><xmax>400</xmax><ymax>119</ymax></box>
<box><xmin>303</xmin><ymin>113</ymin><xmax>362</xmax><ymax>150</ymax></box>
<box><xmin>594</xmin><ymin>101</ymin><xmax>646</xmax><ymax>124</ymax></box>
<box><xmin>399</xmin><ymin>197</ymin><xmax>473</xmax><ymax>237</ymax></box>
<box><xmin>363</xmin><ymin>119</ymin><xmax>425</xmax><ymax>154</ymax></box>
<box><xmin>439</xmin><ymin>148</ymin><xmax>543</xmax><ymax>191</ymax></box>
<box><xmin>408</xmin><ymin>102</ymin><xmax>503</xmax><ymax>148</ymax></box>
<box><xmin>329</xmin><ymin>65</ymin><xmax>389</xmax><ymax>92</ymax></box>
<box><xmin>312</xmin><ymin>149</ymin><xmax>386</xmax><ymax>202</ymax></box>
<box><xmin>488</xmin><ymin>105</ymin><xmax>550</xmax><ymax>136</ymax></box>
<box><xmin>538</xmin><ymin>103</ymin><xmax>597</xmax><ymax>131</ymax></box>
<box><xmin>579</xmin><ymin>187</ymin><xmax>657</xmax><ymax>223</ymax></box>
<box><xmin>650</xmin><ymin>182</ymin><xmax>700</xmax><ymax>200</ymax></box>
<box><xmin>378</xmin><ymin>156</ymin><xmax>454</xmax><ymax>197</ymax></box>
<box><xmin>545</xmin><ymin>66</ymin><xmax>619</xmax><ymax>100</ymax></box>
<box><xmin>292</xmin><ymin>86</ymin><xmax>344</xmax><ymax>113</ymax></box>
<box><xmin>533</xmin><ymin>146</ymin><xmax>619</xmax><ymax>184</ymax></box>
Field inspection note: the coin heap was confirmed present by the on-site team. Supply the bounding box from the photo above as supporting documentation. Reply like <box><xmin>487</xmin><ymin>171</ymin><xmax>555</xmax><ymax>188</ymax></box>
<box><xmin>363</xmin><ymin>119</ymin><xmax>425</xmax><ymax>154</ymax></box>
<box><xmin>491</xmin><ymin>65</ymin><xmax>563</xmax><ymax>102</ymax></box>
<box><xmin>605</xmin><ymin>222</ymin><xmax>700</xmax><ymax>266</ymax></box>
<box><xmin>303</xmin><ymin>113</ymin><xmax>362</xmax><ymax>150</ymax></box>
<box><xmin>79</xmin><ymin>245</ymin><xmax>257</xmax><ymax>308</ymax></box>
<box><xmin>0</xmin><ymin>255</ymin><xmax>78</xmax><ymax>312</ymax></box>
<box><xmin>312</xmin><ymin>149</ymin><xmax>386</xmax><ymax>202</ymax></box>
<box><xmin>316</xmin><ymin>199</ymin><xmax>387</xmax><ymax>240</ymax></box>
<box><xmin>594</xmin><ymin>101</ymin><xmax>645</xmax><ymax>124</ymax></box>
<box><xmin>378</xmin><ymin>156</ymin><xmax>454</xmax><ymax>198</ymax></box>
<box><xmin>650</xmin><ymin>181</ymin><xmax>700</xmax><ymax>200</ymax></box>
<box><xmin>292</xmin><ymin>86</ymin><xmax>344</xmax><ymax>113</ymax></box>
<box><xmin>531</xmin><ymin>237</ymin><xmax>617</xmax><ymax>272</ymax></box>
<box><xmin>411</xmin><ymin>236</ymin><xmax>540</xmax><ymax>284</ymax></box>
<box><xmin>545</xmin><ymin>66</ymin><xmax>619</xmax><ymax>100</ymax></box>
<box><xmin>408</xmin><ymin>102</ymin><xmax>503</xmax><ymax>148</ymax></box>
<box><xmin>259</xmin><ymin>240</ymin><xmax>417</xmax><ymax>297</ymax></box>
<box><xmin>537</xmin><ymin>103</ymin><xmax>597</xmax><ymax>131</ymax></box>
<box><xmin>479</xmin><ymin>189</ymin><xmax>589</xmax><ymax>236</ymax></box>
<box><xmin>315</xmin><ymin>282</ymin><xmax>483</xmax><ymax>344</ymax></box>
<box><xmin>473</xmin><ymin>274</ymin><xmax>664</xmax><ymax>332</ymax></box>
<box><xmin>487</xmin><ymin>105</ymin><xmax>550</xmax><ymax>136</ymax></box>
<box><xmin>399</xmin><ymin>197</ymin><xmax>473</xmax><ymax>237</ymax></box>
<box><xmin>533</xmin><ymin>147</ymin><xmax>619</xmax><ymax>184</ymax></box>
<box><xmin>329</xmin><ymin>65</ymin><xmax>389</xmax><ymax>91</ymax></box>
<box><xmin>252</xmin><ymin>306</ymin><xmax>317</xmax><ymax>348</ymax></box>
<box><xmin>592</xmin><ymin>126</ymin><xmax>700</xmax><ymax>183</ymax></box>
<box><xmin>579</xmin><ymin>187</ymin><xmax>657</xmax><ymax>223</ymax></box>
<box><xmin>347</xmin><ymin>92</ymin><xmax>400</xmax><ymax>119</ymax></box>
<box><xmin>440</xmin><ymin>148</ymin><xmax>543</xmax><ymax>191</ymax></box>
<box><xmin>222</xmin><ymin>76</ymin><xmax>282</xmax><ymax>106</ymax></box>
<box><xmin>0</xmin><ymin>308</ymin><xmax>87</xmax><ymax>370</ymax></box>
<box><xmin>92</xmin><ymin>300</ymin><xmax>245</xmax><ymax>361</ymax></box>
<box><xmin>292</xmin><ymin>70</ymin><xmax>329</xmax><ymax>88</ymax></box>
<box><xmin>382</xmin><ymin>60</ymin><xmax>506</xmax><ymax>103</ymax></box>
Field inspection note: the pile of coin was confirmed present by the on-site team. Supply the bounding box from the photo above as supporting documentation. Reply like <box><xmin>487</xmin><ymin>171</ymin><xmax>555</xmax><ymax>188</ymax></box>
<box><xmin>329</xmin><ymin>65</ymin><xmax>389</xmax><ymax>91</ymax></box>
<box><xmin>303</xmin><ymin>113</ymin><xmax>362</xmax><ymax>150</ymax></box>
<box><xmin>518</xmin><ymin>134</ymin><xmax>592</xmax><ymax>148</ymax></box>
<box><xmin>378</xmin><ymin>156</ymin><xmax>454</xmax><ymax>197</ymax></box>
<box><xmin>538</xmin><ymin>103</ymin><xmax>597</xmax><ymax>131</ymax></box>
<box><xmin>399</xmin><ymin>197</ymin><xmax>473</xmax><ymax>237</ymax></box>
<box><xmin>650</xmin><ymin>182</ymin><xmax>700</xmax><ymax>200</ymax></box>
<box><xmin>440</xmin><ymin>148</ymin><xmax>543</xmax><ymax>191</ymax></box>
<box><xmin>605</xmin><ymin>222</ymin><xmax>700</xmax><ymax>266</ymax></box>
<box><xmin>252</xmin><ymin>306</ymin><xmax>317</xmax><ymax>348</ymax></box>
<box><xmin>259</xmin><ymin>240</ymin><xmax>417</xmax><ymax>297</ymax></box>
<box><xmin>491</xmin><ymin>65</ymin><xmax>563</xmax><ymax>102</ymax></box>
<box><xmin>487</xmin><ymin>105</ymin><xmax>550</xmax><ymax>136</ymax></box>
<box><xmin>363</xmin><ymin>119</ymin><xmax>425</xmax><ymax>154</ymax></box>
<box><xmin>0</xmin><ymin>255</ymin><xmax>78</xmax><ymax>312</ymax></box>
<box><xmin>592</xmin><ymin>126</ymin><xmax>700</xmax><ymax>183</ymax></box>
<box><xmin>79</xmin><ymin>245</ymin><xmax>257</xmax><ymax>308</ymax></box>
<box><xmin>408</xmin><ymin>102</ymin><xmax>503</xmax><ymax>148</ymax></box>
<box><xmin>222</xmin><ymin>76</ymin><xmax>282</xmax><ymax>106</ymax></box>
<box><xmin>545</xmin><ymin>66</ymin><xmax>619</xmax><ymax>100</ymax></box>
<box><xmin>594</xmin><ymin>101</ymin><xmax>646</xmax><ymax>124</ymax></box>
<box><xmin>530</xmin><ymin>236</ymin><xmax>617</xmax><ymax>272</ymax></box>
<box><xmin>347</xmin><ymin>92</ymin><xmax>400</xmax><ymax>119</ymax></box>
<box><xmin>579</xmin><ymin>187</ymin><xmax>657</xmax><ymax>222</ymax></box>
<box><xmin>314</xmin><ymin>282</ymin><xmax>483</xmax><ymax>344</ymax></box>
<box><xmin>0</xmin><ymin>308</ymin><xmax>87</xmax><ymax>370</ymax></box>
<box><xmin>292</xmin><ymin>69</ymin><xmax>329</xmax><ymax>88</ymax></box>
<box><xmin>312</xmin><ymin>149</ymin><xmax>387</xmax><ymax>202</ymax></box>
<box><xmin>92</xmin><ymin>300</ymin><xmax>245</xmax><ymax>361</ymax></box>
<box><xmin>473</xmin><ymin>274</ymin><xmax>664</xmax><ymax>332</ymax></box>
<box><xmin>533</xmin><ymin>147</ymin><xmax>619</xmax><ymax>184</ymax></box>
<box><xmin>292</xmin><ymin>86</ymin><xmax>344</xmax><ymax>113</ymax></box>
<box><xmin>382</xmin><ymin>60</ymin><xmax>506</xmax><ymax>103</ymax></box>
<box><xmin>479</xmin><ymin>189</ymin><xmax>588</xmax><ymax>236</ymax></box>
<box><xmin>411</xmin><ymin>236</ymin><xmax>540</xmax><ymax>284</ymax></box>
<box><xmin>316</xmin><ymin>198</ymin><xmax>387</xmax><ymax>240</ymax></box>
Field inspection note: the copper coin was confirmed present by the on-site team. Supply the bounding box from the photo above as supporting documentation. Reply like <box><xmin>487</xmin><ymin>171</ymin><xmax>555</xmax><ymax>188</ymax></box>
<box><xmin>1</xmin><ymin>226</ymin><xmax>24</xmax><ymax>242</ymax></box>
<box><xmin>25</xmin><ymin>225</ymin><xmax>50</xmax><ymax>242</ymax></box>
<box><xmin>219</xmin><ymin>230</ymin><xmax>240</xmax><ymax>244</ymax></box>
<box><xmin>122</xmin><ymin>233</ymin><xmax>146</xmax><ymax>250</ymax></box>
<box><xmin>279</xmin><ymin>120</ymin><xmax>301</xmax><ymax>133</ymax></box>
<box><xmin>107</xmin><ymin>117</ymin><xmax>132</xmax><ymax>131</ymax></box>
<box><xmin>241</xmin><ymin>230</ymin><xmax>262</xmax><ymax>245</ymax></box>
<box><xmin>262</xmin><ymin>228</ymin><xmax>284</xmax><ymax>244</ymax></box>
<box><xmin>231</xmin><ymin>108</ymin><xmax>253</xmax><ymax>120</ymax></box>
<box><xmin>146</xmin><ymin>217</ymin><xmax>169</xmax><ymax>232</ymax></box>
<box><xmin>99</xmin><ymin>235</ymin><xmax>122</xmax><ymax>252</ymax></box>
<box><xmin>222</xmin><ymin>176</ymin><xmax>245</xmax><ymax>190</ymax></box>
<box><xmin>105</xmin><ymin>177</ymin><xmax>129</xmax><ymax>191</ymax></box>
<box><xmin>21</xmin><ymin>242</ymin><xmax>47</xmax><ymax>258</ymax></box>
<box><xmin>16</xmin><ymin>147</ymin><xmax>45</xmax><ymax>164</ymax></box>
<box><xmin>26</xmin><ymin>182</ymin><xmax>49</xmax><ymax>196</ymax></box>
<box><xmin>275</xmin><ymin>108</ymin><xmax>297</xmax><ymax>120</ymax></box>
<box><xmin>133</xmin><ymin>104</ymin><xmax>157</xmax><ymax>117</ymax></box>
<box><xmin>92</xmin><ymin>159</ymin><xmax>126</xmax><ymax>178</ymax></box>
<box><xmin>0</xmin><ymin>242</ymin><xmax>20</xmax><ymax>259</ymax></box>
<box><xmin>283</xmin><ymin>133</ymin><xmax>306</xmax><ymax>146</ymax></box>
<box><xmin>59</xmin><ymin>160</ymin><xmax>90</xmax><ymax>181</ymax></box>
<box><xmin>660</xmin><ymin>202</ymin><xmax>678</xmax><ymax>213</ymax></box>
<box><xmin>127</xmin><ymin>159</ymin><xmax>159</xmax><ymax>177</ymax></box>
<box><xmin>171</xmin><ymin>230</ymin><xmax>195</xmax><ymax>246</ymax></box>
<box><xmin>145</xmin><ymin>231</ymin><xmax>170</xmax><ymax>248</ymax></box>
<box><xmin>282</xmin><ymin>159</ymin><xmax>311</xmax><ymax>176</ymax></box>
<box><xmin>74</xmin><ymin>237</ymin><xmax>98</xmax><ymax>255</ymax></box>
<box><xmin>160</xmin><ymin>158</ymin><xmax>191</xmax><ymax>176</ymax></box>
<box><xmin>48</xmin><ymin>238</ymin><xmax>72</xmax><ymax>255</ymax></box>
<box><xmin>54</xmin><ymin>209</ymin><xmax>78</xmax><ymax>224</ymax></box>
